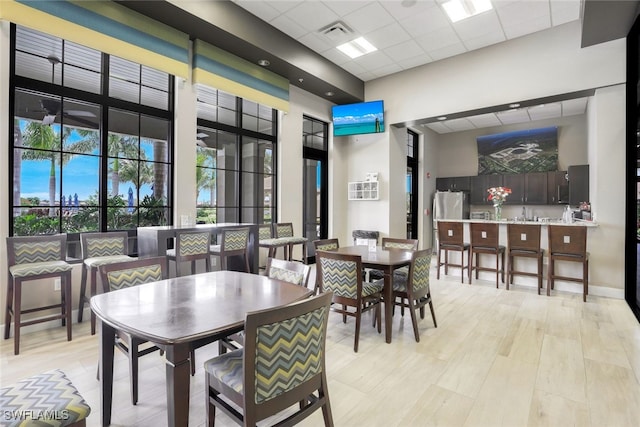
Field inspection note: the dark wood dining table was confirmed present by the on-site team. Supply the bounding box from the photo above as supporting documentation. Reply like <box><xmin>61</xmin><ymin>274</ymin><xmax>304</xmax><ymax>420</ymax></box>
<box><xmin>90</xmin><ymin>270</ymin><xmax>312</xmax><ymax>427</ymax></box>
<box><xmin>330</xmin><ymin>245</ymin><xmax>413</xmax><ymax>343</ymax></box>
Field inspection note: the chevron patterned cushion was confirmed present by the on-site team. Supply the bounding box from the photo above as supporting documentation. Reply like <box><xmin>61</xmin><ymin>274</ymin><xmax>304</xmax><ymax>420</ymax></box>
<box><xmin>0</xmin><ymin>369</ymin><xmax>91</xmax><ymax>427</ymax></box>
<box><xmin>204</xmin><ymin>349</ymin><xmax>244</xmax><ymax>395</ymax></box>
<box><xmin>105</xmin><ymin>264</ymin><xmax>163</xmax><ymax>291</ymax></box>
<box><xmin>281</xmin><ymin>237</ymin><xmax>308</xmax><ymax>245</ymax></box>
<box><xmin>268</xmin><ymin>266</ymin><xmax>305</xmax><ymax>286</ymax></box>
<box><xmin>259</xmin><ymin>238</ymin><xmax>289</xmax><ymax>247</ymax></box>
<box><xmin>178</xmin><ymin>232</ymin><xmax>210</xmax><ymax>255</ymax></box>
<box><xmin>254</xmin><ymin>305</ymin><xmax>327</xmax><ymax>403</ymax></box>
<box><xmin>13</xmin><ymin>241</ymin><xmax>61</xmax><ymax>264</ymax></box>
<box><xmin>258</xmin><ymin>226</ymin><xmax>272</xmax><ymax>240</ymax></box>
<box><xmin>9</xmin><ymin>261</ymin><xmax>72</xmax><ymax>278</ymax></box>
<box><xmin>85</xmin><ymin>237</ymin><xmax>125</xmax><ymax>257</ymax></box>
<box><xmin>384</xmin><ymin>242</ymin><xmax>415</xmax><ymax>250</ymax></box>
<box><xmin>276</xmin><ymin>224</ymin><xmax>294</xmax><ymax>238</ymax></box>
<box><xmin>84</xmin><ymin>255</ymin><xmax>133</xmax><ymax>268</ymax></box>
<box><xmin>363</xmin><ymin>280</ymin><xmax>384</xmax><ymax>297</ymax></box>
<box><xmin>315</xmin><ymin>242</ymin><xmax>338</xmax><ymax>251</ymax></box>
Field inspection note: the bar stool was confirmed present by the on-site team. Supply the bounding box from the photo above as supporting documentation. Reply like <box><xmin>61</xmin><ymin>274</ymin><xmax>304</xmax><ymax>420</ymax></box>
<box><xmin>209</xmin><ymin>227</ymin><xmax>251</xmax><ymax>272</ymax></box>
<box><xmin>167</xmin><ymin>230</ymin><xmax>212</xmax><ymax>277</ymax></box>
<box><xmin>78</xmin><ymin>231</ymin><xmax>133</xmax><ymax>335</ymax></box>
<box><xmin>274</xmin><ymin>222</ymin><xmax>308</xmax><ymax>263</ymax></box>
<box><xmin>257</xmin><ymin>223</ymin><xmax>288</xmax><ymax>261</ymax></box>
<box><xmin>547</xmin><ymin>225</ymin><xmax>589</xmax><ymax>301</ymax></box>
<box><xmin>5</xmin><ymin>234</ymin><xmax>73</xmax><ymax>355</ymax></box>
<box><xmin>506</xmin><ymin>223</ymin><xmax>544</xmax><ymax>294</ymax></box>
<box><xmin>469</xmin><ymin>222</ymin><xmax>505</xmax><ymax>288</ymax></box>
<box><xmin>436</xmin><ymin>221</ymin><xmax>469</xmax><ymax>283</ymax></box>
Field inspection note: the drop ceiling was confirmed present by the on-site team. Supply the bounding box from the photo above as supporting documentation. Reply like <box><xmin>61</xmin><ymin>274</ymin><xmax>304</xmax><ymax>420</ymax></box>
<box><xmin>119</xmin><ymin>0</ymin><xmax>638</xmax><ymax>131</ymax></box>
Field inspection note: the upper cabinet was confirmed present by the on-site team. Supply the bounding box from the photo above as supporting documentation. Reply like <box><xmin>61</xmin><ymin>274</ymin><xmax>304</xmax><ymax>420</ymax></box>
<box><xmin>568</xmin><ymin>164</ymin><xmax>589</xmax><ymax>206</ymax></box>
<box><xmin>547</xmin><ymin>170</ymin><xmax>569</xmax><ymax>204</ymax></box>
<box><xmin>470</xmin><ymin>174</ymin><xmax>503</xmax><ymax>205</ymax></box>
<box><xmin>503</xmin><ymin>172</ymin><xmax>547</xmax><ymax>205</ymax></box>
<box><xmin>435</xmin><ymin>176</ymin><xmax>471</xmax><ymax>192</ymax></box>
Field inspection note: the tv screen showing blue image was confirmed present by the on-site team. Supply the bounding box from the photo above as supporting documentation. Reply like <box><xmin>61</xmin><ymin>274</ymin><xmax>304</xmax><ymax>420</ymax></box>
<box><xmin>332</xmin><ymin>100</ymin><xmax>384</xmax><ymax>136</ymax></box>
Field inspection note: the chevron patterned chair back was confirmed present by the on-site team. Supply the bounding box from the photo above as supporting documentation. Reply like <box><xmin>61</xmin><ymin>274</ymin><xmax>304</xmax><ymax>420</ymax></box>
<box><xmin>78</xmin><ymin>231</ymin><xmax>133</xmax><ymax>335</ymax></box>
<box><xmin>266</xmin><ymin>257</ymin><xmax>311</xmax><ymax>288</ymax></box>
<box><xmin>316</xmin><ymin>250</ymin><xmax>383</xmax><ymax>352</ymax></box>
<box><xmin>210</xmin><ymin>227</ymin><xmax>251</xmax><ymax>272</ymax></box>
<box><xmin>5</xmin><ymin>234</ymin><xmax>73</xmax><ymax>355</ymax></box>
<box><xmin>0</xmin><ymin>369</ymin><xmax>91</xmax><ymax>427</ymax></box>
<box><xmin>369</xmin><ymin>238</ymin><xmax>419</xmax><ymax>282</ymax></box>
<box><xmin>204</xmin><ymin>291</ymin><xmax>334</xmax><ymax>427</ymax></box>
<box><xmin>390</xmin><ymin>248</ymin><xmax>437</xmax><ymax>342</ymax></box>
<box><xmin>167</xmin><ymin>230</ymin><xmax>212</xmax><ymax>277</ymax></box>
<box><xmin>98</xmin><ymin>256</ymin><xmax>172</xmax><ymax>405</ymax></box>
<box><xmin>258</xmin><ymin>223</ymin><xmax>289</xmax><ymax>261</ymax></box>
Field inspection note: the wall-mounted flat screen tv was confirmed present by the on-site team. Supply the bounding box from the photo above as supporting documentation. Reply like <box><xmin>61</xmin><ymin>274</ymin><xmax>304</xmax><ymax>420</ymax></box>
<box><xmin>332</xmin><ymin>100</ymin><xmax>384</xmax><ymax>136</ymax></box>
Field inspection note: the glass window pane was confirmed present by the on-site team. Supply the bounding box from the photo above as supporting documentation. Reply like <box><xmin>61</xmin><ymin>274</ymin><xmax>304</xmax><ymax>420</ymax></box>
<box><xmin>61</xmin><ymin>154</ymin><xmax>99</xmax><ymax>205</ymax></box>
<box><xmin>196</xmin><ymin>207</ymin><xmax>216</xmax><ymax>224</ymax></box>
<box><xmin>218</xmin><ymin>107</ymin><xmax>237</xmax><ymax>126</ymax></box>
<box><xmin>242</xmin><ymin>113</ymin><xmax>258</xmax><ymax>132</ymax></box>
<box><xmin>141</xmin><ymin>66</ymin><xmax>169</xmax><ymax>91</ymax></box>
<box><xmin>241</xmin><ymin>172</ymin><xmax>261</xmax><ymax>206</ymax></box>
<box><xmin>141</xmin><ymin>86</ymin><xmax>169</xmax><ymax>110</ymax></box>
<box><xmin>17</xmin><ymin>148</ymin><xmax>62</xmax><ymax>206</ymax></box>
<box><xmin>141</xmin><ymin>116</ymin><xmax>169</xmax><ymax>162</ymax></box>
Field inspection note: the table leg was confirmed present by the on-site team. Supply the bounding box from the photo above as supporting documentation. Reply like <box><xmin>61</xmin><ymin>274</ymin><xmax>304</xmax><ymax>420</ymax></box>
<box><xmin>384</xmin><ymin>268</ymin><xmax>393</xmax><ymax>343</ymax></box>
<box><xmin>165</xmin><ymin>345</ymin><xmax>192</xmax><ymax>427</ymax></box>
<box><xmin>98</xmin><ymin>321</ymin><xmax>115</xmax><ymax>427</ymax></box>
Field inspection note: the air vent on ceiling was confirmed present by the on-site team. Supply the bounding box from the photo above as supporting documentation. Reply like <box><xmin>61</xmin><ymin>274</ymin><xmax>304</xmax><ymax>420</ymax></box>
<box><xmin>319</xmin><ymin>21</ymin><xmax>354</xmax><ymax>43</ymax></box>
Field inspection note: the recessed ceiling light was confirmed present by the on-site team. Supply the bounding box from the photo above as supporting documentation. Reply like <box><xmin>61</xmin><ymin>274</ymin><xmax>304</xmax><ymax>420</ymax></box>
<box><xmin>437</xmin><ymin>116</ymin><xmax>447</xmax><ymax>121</ymax></box>
<box><xmin>337</xmin><ymin>37</ymin><xmax>377</xmax><ymax>59</ymax></box>
<box><xmin>509</xmin><ymin>103</ymin><xmax>520</xmax><ymax>108</ymax></box>
<box><xmin>325</xmin><ymin>91</ymin><xmax>334</xmax><ymax>97</ymax></box>
<box><xmin>257</xmin><ymin>59</ymin><xmax>270</xmax><ymax>66</ymax></box>
<box><xmin>442</xmin><ymin>0</ymin><xmax>493</xmax><ymax>23</ymax></box>
<box><xmin>298</xmin><ymin>78</ymin><xmax>304</xmax><ymax>83</ymax></box>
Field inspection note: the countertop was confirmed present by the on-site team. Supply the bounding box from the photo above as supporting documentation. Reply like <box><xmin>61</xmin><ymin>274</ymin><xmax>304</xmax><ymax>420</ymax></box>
<box><xmin>439</xmin><ymin>219</ymin><xmax>599</xmax><ymax>227</ymax></box>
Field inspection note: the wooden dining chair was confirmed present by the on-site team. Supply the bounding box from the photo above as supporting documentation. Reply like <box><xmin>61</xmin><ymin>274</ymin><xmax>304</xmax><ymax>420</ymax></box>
<box><xmin>204</xmin><ymin>292</ymin><xmax>334</xmax><ymax>427</ymax></box>
<box><xmin>436</xmin><ymin>221</ymin><xmax>470</xmax><ymax>283</ymax></box>
<box><xmin>99</xmin><ymin>256</ymin><xmax>194</xmax><ymax>404</ymax></box>
<box><xmin>316</xmin><ymin>250</ymin><xmax>382</xmax><ymax>352</ymax></box>
<box><xmin>469</xmin><ymin>222</ymin><xmax>505</xmax><ymax>288</ymax></box>
<box><xmin>547</xmin><ymin>225</ymin><xmax>589</xmax><ymax>301</ymax></box>
<box><xmin>210</xmin><ymin>227</ymin><xmax>251</xmax><ymax>272</ymax></box>
<box><xmin>369</xmin><ymin>237</ymin><xmax>419</xmax><ymax>282</ymax></box>
<box><xmin>391</xmin><ymin>249</ymin><xmax>437</xmax><ymax>342</ymax></box>
<box><xmin>167</xmin><ymin>230</ymin><xmax>212</xmax><ymax>277</ymax></box>
<box><xmin>218</xmin><ymin>257</ymin><xmax>312</xmax><ymax>355</ymax></box>
<box><xmin>78</xmin><ymin>231</ymin><xmax>133</xmax><ymax>335</ymax></box>
<box><xmin>5</xmin><ymin>234</ymin><xmax>73</xmax><ymax>355</ymax></box>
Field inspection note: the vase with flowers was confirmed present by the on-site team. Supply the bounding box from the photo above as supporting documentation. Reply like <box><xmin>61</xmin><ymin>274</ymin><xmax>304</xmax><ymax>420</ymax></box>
<box><xmin>487</xmin><ymin>186</ymin><xmax>511</xmax><ymax>220</ymax></box>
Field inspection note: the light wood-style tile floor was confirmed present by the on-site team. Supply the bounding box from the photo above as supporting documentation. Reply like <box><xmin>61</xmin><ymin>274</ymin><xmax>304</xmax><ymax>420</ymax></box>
<box><xmin>2</xmin><ymin>265</ymin><xmax>640</xmax><ymax>427</ymax></box>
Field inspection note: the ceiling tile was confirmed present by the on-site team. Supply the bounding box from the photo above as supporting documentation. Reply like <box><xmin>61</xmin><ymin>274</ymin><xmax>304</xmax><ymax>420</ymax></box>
<box><xmin>415</xmin><ymin>26</ymin><xmax>461</xmax><ymax>51</ymax></box>
<box><xmin>270</xmin><ymin>14</ymin><xmax>309</xmax><ymax>39</ymax></box>
<box><xmin>453</xmin><ymin>11</ymin><xmax>503</xmax><ymax>41</ymax></box>
<box><xmin>344</xmin><ymin>1</ymin><xmax>395</xmax><ymax>35</ymax></box>
<box><xmin>397</xmin><ymin>53</ymin><xmax>433</xmax><ymax>70</ymax></box>
<box><xmin>562</xmin><ymin>98</ymin><xmax>588</xmax><ymax>116</ymax></box>
<box><xmin>424</xmin><ymin>122</ymin><xmax>451</xmax><ymax>134</ymax></box>
<box><xmin>380</xmin><ymin>0</ymin><xmax>436</xmax><ymax>21</ymax></box>
<box><xmin>427</xmin><ymin>42</ymin><xmax>467</xmax><ymax>61</ymax></box>
<box><xmin>463</xmin><ymin>29</ymin><xmax>507</xmax><ymax>50</ymax></box>
<box><xmin>232</xmin><ymin>0</ymin><xmax>283</xmax><ymax>21</ymax></box>
<box><xmin>550</xmin><ymin>0</ymin><xmax>581</xmax><ymax>26</ymax></box>
<box><xmin>443</xmin><ymin>118</ymin><xmax>476</xmax><ymax>131</ymax></box>
<box><xmin>502</xmin><ymin>15</ymin><xmax>551</xmax><ymax>40</ymax></box>
<box><xmin>497</xmin><ymin>108</ymin><xmax>531</xmax><ymax>124</ymax></box>
<box><xmin>398</xmin><ymin>5</ymin><xmax>452</xmax><ymax>38</ymax></box>
<box><xmin>298</xmin><ymin>32</ymin><xmax>335</xmax><ymax>53</ymax></box>
<box><xmin>384</xmin><ymin>40</ymin><xmax>425</xmax><ymax>62</ymax></box>
<box><xmin>353</xmin><ymin>50</ymin><xmax>395</xmax><ymax>70</ymax></box>
<box><xmin>284</xmin><ymin>1</ymin><xmax>340</xmax><ymax>33</ymax></box>
<box><xmin>365</xmin><ymin>23</ymin><xmax>412</xmax><ymax>50</ymax></box>
<box><xmin>527</xmin><ymin>103</ymin><xmax>562</xmax><ymax>121</ymax></box>
<box><xmin>467</xmin><ymin>113</ymin><xmax>503</xmax><ymax>128</ymax></box>
<box><xmin>324</xmin><ymin>0</ymin><xmax>373</xmax><ymax>16</ymax></box>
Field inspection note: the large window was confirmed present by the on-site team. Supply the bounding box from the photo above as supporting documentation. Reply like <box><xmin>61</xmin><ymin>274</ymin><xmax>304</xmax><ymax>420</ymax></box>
<box><xmin>195</xmin><ymin>86</ymin><xmax>276</xmax><ymax>224</ymax></box>
<box><xmin>10</xmin><ymin>26</ymin><xmax>173</xmax><ymax>237</ymax></box>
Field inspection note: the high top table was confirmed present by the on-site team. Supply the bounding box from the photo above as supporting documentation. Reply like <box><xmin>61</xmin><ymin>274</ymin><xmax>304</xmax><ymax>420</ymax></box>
<box><xmin>90</xmin><ymin>270</ymin><xmax>312</xmax><ymax>427</ymax></box>
<box><xmin>330</xmin><ymin>245</ymin><xmax>413</xmax><ymax>344</ymax></box>
<box><xmin>137</xmin><ymin>223</ymin><xmax>259</xmax><ymax>273</ymax></box>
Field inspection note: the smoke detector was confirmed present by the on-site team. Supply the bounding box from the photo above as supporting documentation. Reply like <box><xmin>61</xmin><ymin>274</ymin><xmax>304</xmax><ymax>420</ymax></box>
<box><xmin>319</xmin><ymin>21</ymin><xmax>354</xmax><ymax>43</ymax></box>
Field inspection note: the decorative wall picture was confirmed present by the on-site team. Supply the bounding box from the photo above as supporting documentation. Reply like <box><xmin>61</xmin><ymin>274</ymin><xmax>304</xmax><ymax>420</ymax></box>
<box><xmin>476</xmin><ymin>126</ymin><xmax>558</xmax><ymax>175</ymax></box>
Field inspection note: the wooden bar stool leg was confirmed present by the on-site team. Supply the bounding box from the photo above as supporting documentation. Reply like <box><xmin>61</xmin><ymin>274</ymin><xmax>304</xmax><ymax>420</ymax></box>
<box><xmin>4</xmin><ymin>278</ymin><xmax>13</xmax><ymax>339</ymax></box>
<box><xmin>64</xmin><ymin>273</ymin><xmax>72</xmax><ymax>342</ymax></box>
<box><xmin>78</xmin><ymin>265</ymin><xmax>88</xmax><ymax>323</ymax></box>
<box><xmin>90</xmin><ymin>268</ymin><xmax>98</xmax><ymax>335</ymax></box>
<box><xmin>14</xmin><ymin>280</ymin><xmax>22</xmax><ymax>355</ymax></box>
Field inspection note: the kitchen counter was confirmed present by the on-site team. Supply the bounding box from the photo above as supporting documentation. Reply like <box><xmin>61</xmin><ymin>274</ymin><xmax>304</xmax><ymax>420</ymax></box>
<box><xmin>440</xmin><ymin>219</ymin><xmax>598</xmax><ymax>227</ymax></box>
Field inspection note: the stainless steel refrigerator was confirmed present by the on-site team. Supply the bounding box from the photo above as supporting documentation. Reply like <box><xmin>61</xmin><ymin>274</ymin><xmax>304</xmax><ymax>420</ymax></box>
<box><xmin>433</xmin><ymin>191</ymin><xmax>470</xmax><ymax>249</ymax></box>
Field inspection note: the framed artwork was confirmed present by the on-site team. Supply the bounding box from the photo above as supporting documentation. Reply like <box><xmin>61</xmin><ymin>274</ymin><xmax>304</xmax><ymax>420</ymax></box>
<box><xmin>477</xmin><ymin>126</ymin><xmax>558</xmax><ymax>175</ymax></box>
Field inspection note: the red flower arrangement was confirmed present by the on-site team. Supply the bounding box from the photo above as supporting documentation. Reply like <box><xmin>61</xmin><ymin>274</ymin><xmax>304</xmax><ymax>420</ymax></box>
<box><xmin>487</xmin><ymin>186</ymin><xmax>511</xmax><ymax>206</ymax></box>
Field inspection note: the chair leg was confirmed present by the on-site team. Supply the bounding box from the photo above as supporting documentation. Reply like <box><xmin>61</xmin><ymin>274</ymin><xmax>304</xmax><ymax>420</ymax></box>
<box><xmin>583</xmin><ymin>260</ymin><xmax>589</xmax><ymax>302</ymax></box>
<box><xmin>436</xmin><ymin>249</ymin><xmax>442</xmax><ymax>280</ymax></box>
<box><xmin>376</xmin><ymin>303</ymin><xmax>381</xmax><ymax>333</ymax></box>
<box><xmin>190</xmin><ymin>350</ymin><xmax>196</xmax><ymax>376</ymax></box>
<box><xmin>244</xmin><ymin>254</ymin><xmax>250</xmax><ymax>273</ymax></box>
<box><xmin>90</xmin><ymin>268</ymin><xmax>98</xmax><ymax>335</ymax></box>
<box><xmin>501</xmin><ymin>252</ymin><xmax>505</xmax><ymax>283</ymax></box>
<box><xmin>14</xmin><ymin>280</ymin><xmax>22</xmax><ymax>355</ymax></box>
<box><xmin>4</xmin><ymin>276</ymin><xmax>13</xmax><ymax>340</ymax></box>
<box><xmin>129</xmin><ymin>337</ymin><xmax>141</xmax><ymax>405</ymax></box>
<box><xmin>354</xmin><ymin>310</ymin><xmax>362</xmax><ymax>352</ymax></box>
<box><xmin>407</xmin><ymin>297</ymin><xmax>420</xmax><ymax>342</ymax></box>
<box><xmin>547</xmin><ymin>258</ymin><xmax>553</xmax><ymax>296</ymax></box>
<box><xmin>64</xmin><ymin>273</ymin><xmax>72</xmax><ymax>342</ymax></box>
<box><xmin>78</xmin><ymin>264</ymin><xmax>88</xmax><ymax>323</ymax></box>
<box><xmin>429</xmin><ymin>298</ymin><xmax>437</xmax><ymax>328</ymax></box>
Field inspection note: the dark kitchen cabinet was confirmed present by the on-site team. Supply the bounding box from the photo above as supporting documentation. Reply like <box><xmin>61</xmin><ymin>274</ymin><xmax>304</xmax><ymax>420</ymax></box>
<box><xmin>471</xmin><ymin>174</ymin><xmax>503</xmax><ymax>205</ymax></box>
<box><xmin>547</xmin><ymin>170</ymin><xmax>569</xmax><ymax>204</ymax></box>
<box><xmin>436</xmin><ymin>176</ymin><xmax>471</xmax><ymax>192</ymax></box>
<box><xmin>503</xmin><ymin>172</ymin><xmax>547</xmax><ymax>205</ymax></box>
<box><xmin>568</xmin><ymin>164</ymin><xmax>589</xmax><ymax>206</ymax></box>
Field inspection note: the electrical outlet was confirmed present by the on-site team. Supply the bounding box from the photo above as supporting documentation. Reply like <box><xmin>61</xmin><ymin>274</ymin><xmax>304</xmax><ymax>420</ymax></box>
<box><xmin>54</xmin><ymin>279</ymin><xmax>61</xmax><ymax>291</ymax></box>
